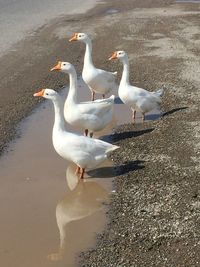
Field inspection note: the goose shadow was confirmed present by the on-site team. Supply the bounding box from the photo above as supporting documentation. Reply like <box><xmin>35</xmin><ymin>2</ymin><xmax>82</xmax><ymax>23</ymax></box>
<box><xmin>87</xmin><ymin>160</ymin><xmax>145</xmax><ymax>178</ymax></box>
<box><xmin>145</xmin><ymin>113</ymin><xmax>161</xmax><ymax>121</ymax></box>
<box><xmin>162</xmin><ymin>107</ymin><xmax>188</xmax><ymax>117</ymax></box>
<box><xmin>101</xmin><ymin>128</ymin><xmax>154</xmax><ymax>143</ymax></box>
<box><xmin>114</xmin><ymin>97</ymin><xmax>124</xmax><ymax>104</ymax></box>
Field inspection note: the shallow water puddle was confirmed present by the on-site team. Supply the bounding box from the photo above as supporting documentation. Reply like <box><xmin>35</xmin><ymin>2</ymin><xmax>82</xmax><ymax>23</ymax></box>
<box><xmin>105</xmin><ymin>8</ymin><xmax>120</xmax><ymax>14</ymax></box>
<box><xmin>0</xmin><ymin>79</ymin><xmax>161</xmax><ymax>266</ymax></box>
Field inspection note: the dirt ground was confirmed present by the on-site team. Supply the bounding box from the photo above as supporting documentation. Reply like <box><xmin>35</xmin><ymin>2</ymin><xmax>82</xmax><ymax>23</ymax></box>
<box><xmin>0</xmin><ymin>0</ymin><xmax>200</xmax><ymax>266</ymax></box>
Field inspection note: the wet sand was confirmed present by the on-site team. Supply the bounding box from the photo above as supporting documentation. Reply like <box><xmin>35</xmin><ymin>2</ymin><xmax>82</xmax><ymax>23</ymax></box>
<box><xmin>0</xmin><ymin>0</ymin><xmax>200</xmax><ymax>266</ymax></box>
<box><xmin>0</xmin><ymin>0</ymin><xmax>97</xmax><ymax>57</ymax></box>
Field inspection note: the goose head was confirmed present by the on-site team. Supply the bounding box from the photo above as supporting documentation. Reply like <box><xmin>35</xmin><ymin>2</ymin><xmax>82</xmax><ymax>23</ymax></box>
<box><xmin>69</xmin><ymin>32</ymin><xmax>90</xmax><ymax>42</ymax></box>
<box><xmin>33</xmin><ymin>88</ymin><xmax>58</xmax><ymax>100</ymax></box>
<box><xmin>109</xmin><ymin>50</ymin><xmax>127</xmax><ymax>61</ymax></box>
<box><xmin>50</xmin><ymin>61</ymin><xmax>75</xmax><ymax>74</ymax></box>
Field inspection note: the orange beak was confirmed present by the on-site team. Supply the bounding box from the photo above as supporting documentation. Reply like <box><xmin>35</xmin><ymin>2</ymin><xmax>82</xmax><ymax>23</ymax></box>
<box><xmin>108</xmin><ymin>52</ymin><xmax>118</xmax><ymax>60</ymax></box>
<box><xmin>69</xmin><ymin>33</ymin><xmax>78</xmax><ymax>42</ymax></box>
<box><xmin>33</xmin><ymin>89</ymin><xmax>45</xmax><ymax>97</ymax></box>
<box><xmin>50</xmin><ymin>61</ymin><xmax>62</xmax><ymax>71</ymax></box>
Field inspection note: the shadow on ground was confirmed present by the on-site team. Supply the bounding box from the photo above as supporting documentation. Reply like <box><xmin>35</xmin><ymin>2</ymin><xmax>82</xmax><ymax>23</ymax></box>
<box><xmin>102</xmin><ymin>128</ymin><xmax>154</xmax><ymax>143</ymax></box>
<box><xmin>114</xmin><ymin>97</ymin><xmax>124</xmax><ymax>104</ymax></box>
<box><xmin>145</xmin><ymin>113</ymin><xmax>161</xmax><ymax>121</ymax></box>
<box><xmin>87</xmin><ymin>160</ymin><xmax>145</xmax><ymax>178</ymax></box>
<box><xmin>162</xmin><ymin>107</ymin><xmax>188</xmax><ymax>117</ymax></box>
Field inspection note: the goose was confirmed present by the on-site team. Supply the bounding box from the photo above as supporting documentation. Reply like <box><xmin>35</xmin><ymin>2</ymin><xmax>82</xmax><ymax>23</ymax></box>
<box><xmin>51</xmin><ymin>61</ymin><xmax>115</xmax><ymax>138</ymax></box>
<box><xmin>33</xmin><ymin>89</ymin><xmax>119</xmax><ymax>179</ymax></box>
<box><xmin>109</xmin><ymin>51</ymin><xmax>166</xmax><ymax>122</ymax></box>
<box><xmin>69</xmin><ymin>32</ymin><xmax>118</xmax><ymax>101</ymax></box>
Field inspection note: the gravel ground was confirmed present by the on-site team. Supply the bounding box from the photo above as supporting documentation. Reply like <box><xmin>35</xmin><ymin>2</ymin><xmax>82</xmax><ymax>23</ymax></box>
<box><xmin>82</xmin><ymin>117</ymin><xmax>200</xmax><ymax>266</ymax></box>
<box><xmin>0</xmin><ymin>0</ymin><xmax>200</xmax><ymax>266</ymax></box>
<box><xmin>79</xmin><ymin>0</ymin><xmax>200</xmax><ymax>266</ymax></box>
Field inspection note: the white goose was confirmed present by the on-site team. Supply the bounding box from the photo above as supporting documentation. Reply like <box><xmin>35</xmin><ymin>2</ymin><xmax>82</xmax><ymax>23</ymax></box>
<box><xmin>33</xmin><ymin>89</ymin><xmax>119</xmax><ymax>179</ymax></box>
<box><xmin>69</xmin><ymin>32</ymin><xmax>118</xmax><ymax>101</ymax></box>
<box><xmin>109</xmin><ymin>51</ymin><xmax>166</xmax><ymax>122</ymax></box>
<box><xmin>51</xmin><ymin>61</ymin><xmax>115</xmax><ymax>137</ymax></box>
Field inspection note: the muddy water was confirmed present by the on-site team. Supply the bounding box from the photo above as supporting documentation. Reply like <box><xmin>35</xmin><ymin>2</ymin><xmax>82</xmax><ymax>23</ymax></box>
<box><xmin>0</xmin><ymin>79</ymin><xmax>160</xmax><ymax>267</ymax></box>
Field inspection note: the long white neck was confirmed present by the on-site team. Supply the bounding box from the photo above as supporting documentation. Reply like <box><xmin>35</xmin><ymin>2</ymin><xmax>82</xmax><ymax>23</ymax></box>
<box><xmin>120</xmin><ymin>55</ymin><xmax>130</xmax><ymax>85</ymax></box>
<box><xmin>52</xmin><ymin>96</ymin><xmax>66</xmax><ymax>134</ymax></box>
<box><xmin>83</xmin><ymin>38</ymin><xmax>94</xmax><ymax>69</ymax></box>
<box><xmin>65</xmin><ymin>67</ymin><xmax>78</xmax><ymax>104</ymax></box>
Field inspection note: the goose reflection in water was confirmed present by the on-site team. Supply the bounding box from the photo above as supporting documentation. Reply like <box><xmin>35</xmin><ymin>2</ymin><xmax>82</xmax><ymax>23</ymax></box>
<box><xmin>48</xmin><ymin>163</ymin><xmax>109</xmax><ymax>262</ymax></box>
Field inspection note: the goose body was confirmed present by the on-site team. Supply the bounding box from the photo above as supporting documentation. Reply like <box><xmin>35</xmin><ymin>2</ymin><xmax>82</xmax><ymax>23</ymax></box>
<box><xmin>119</xmin><ymin>82</ymin><xmax>162</xmax><ymax>113</ymax></box>
<box><xmin>53</xmin><ymin>130</ymin><xmax>117</xmax><ymax>170</ymax></box>
<box><xmin>69</xmin><ymin>32</ymin><xmax>118</xmax><ymax>100</ymax></box>
<box><xmin>33</xmin><ymin>89</ymin><xmax>119</xmax><ymax>178</ymax></box>
<box><xmin>109</xmin><ymin>51</ymin><xmax>165</xmax><ymax>122</ymax></box>
<box><xmin>82</xmin><ymin>64</ymin><xmax>117</xmax><ymax>96</ymax></box>
<box><xmin>64</xmin><ymin>96</ymin><xmax>115</xmax><ymax>133</ymax></box>
<box><xmin>51</xmin><ymin>61</ymin><xmax>115</xmax><ymax>136</ymax></box>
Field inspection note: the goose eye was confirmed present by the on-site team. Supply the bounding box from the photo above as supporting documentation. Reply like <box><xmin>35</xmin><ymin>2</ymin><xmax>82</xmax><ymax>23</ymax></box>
<box><xmin>63</xmin><ymin>64</ymin><xmax>66</xmax><ymax>66</ymax></box>
<box><xmin>46</xmin><ymin>93</ymin><xmax>49</xmax><ymax>95</ymax></box>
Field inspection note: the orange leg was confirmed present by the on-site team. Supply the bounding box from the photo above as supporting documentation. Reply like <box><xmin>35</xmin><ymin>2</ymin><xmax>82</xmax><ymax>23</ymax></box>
<box><xmin>75</xmin><ymin>166</ymin><xmax>81</xmax><ymax>175</ymax></box>
<box><xmin>142</xmin><ymin>113</ymin><xmax>145</xmax><ymax>122</ymax></box>
<box><xmin>80</xmin><ymin>168</ymin><xmax>85</xmax><ymax>179</ymax></box>
<box><xmin>91</xmin><ymin>91</ymin><xmax>95</xmax><ymax>101</ymax></box>
<box><xmin>132</xmin><ymin>109</ymin><xmax>136</xmax><ymax>123</ymax></box>
<box><xmin>84</xmin><ymin>129</ymin><xmax>89</xmax><ymax>136</ymax></box>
